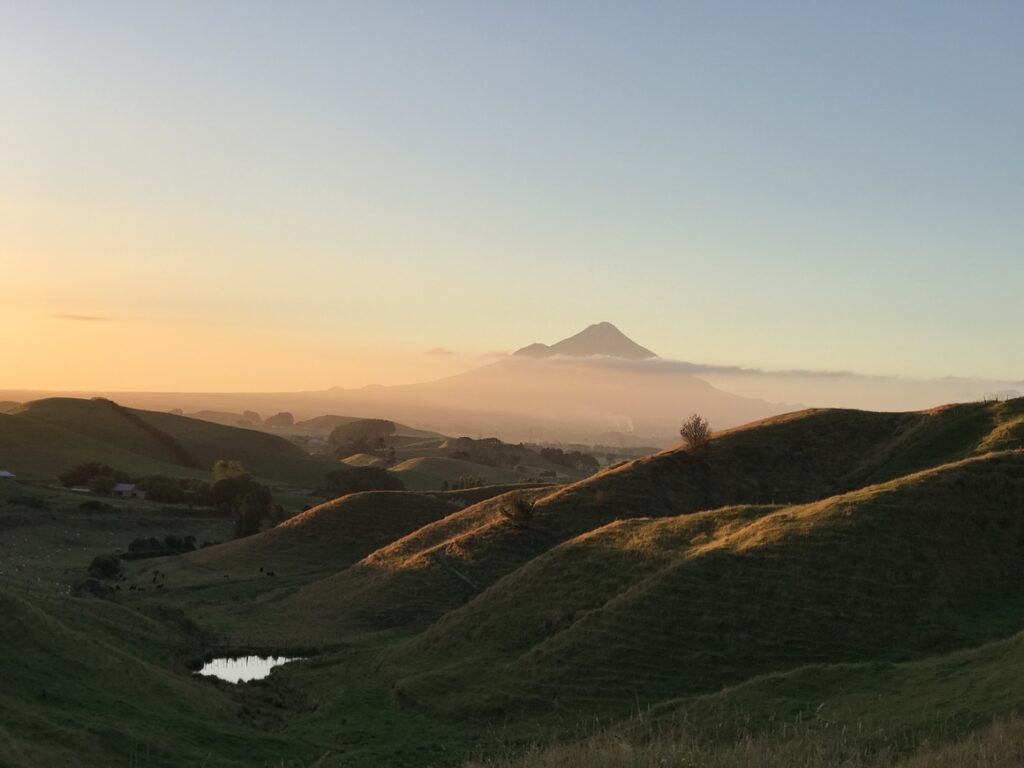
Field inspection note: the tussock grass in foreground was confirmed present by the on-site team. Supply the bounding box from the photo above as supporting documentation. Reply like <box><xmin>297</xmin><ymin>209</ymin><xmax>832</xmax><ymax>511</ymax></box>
<box><xmin>465</xmin><ymin>715</ymin><xmax>1024</xmax><ymax>768</ymax></box>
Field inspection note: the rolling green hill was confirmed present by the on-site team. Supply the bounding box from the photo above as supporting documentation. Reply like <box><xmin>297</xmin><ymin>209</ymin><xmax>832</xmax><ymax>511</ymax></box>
<box><xmin>0</xmin><ymin>583</ymin><xmax>311</xmax><ymax>768</ymax></box>
<box><xmin>274</xmin><ymin>400</ymin><xmax>1024</xmax><ymax>639</ymax></box>
<box><xmin>389</xmin><ymin>456</ymin><xmax>525</xmax><ymax>491</ymax></box>
<box><xmin>125</xmin><ymin>491</ymin><xmax>463</xmax><ymax>592</ymax></box>
<box><xmin>8</xmin><ymin>398</ymin><xmax>1024</xmax><ymax>767</ymax></box>
<box><xmin>0</xmin><ymin>397</ymin><xmax>336</xmax><ymax>485</ymax></box>
<box><xmin>384</xmin><ymin>451</ymin><xmax>1024</xmax><ymax>717</ymax></box>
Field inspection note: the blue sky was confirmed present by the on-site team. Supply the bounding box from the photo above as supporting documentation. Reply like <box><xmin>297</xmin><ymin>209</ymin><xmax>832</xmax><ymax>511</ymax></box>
<box><xmin>3</xmin><ymin>1</ymin><xmax>1022</xmax><ymax>389</ymax></box>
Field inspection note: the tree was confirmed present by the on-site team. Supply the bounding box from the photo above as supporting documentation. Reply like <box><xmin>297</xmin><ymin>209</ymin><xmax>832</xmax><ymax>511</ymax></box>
<box><xmin>234</xmin><ymin>491</ymin><xmax>270</xmax><ymax>538</ymax></box>
<box><xmin>88</xmin><ymin>554</ymin><xmax>122</xmax><ymax>579</ymax></box>
<box><xmin>679</xmin><ymin>413</ymin><xmax>712</xmax><ymax>457</ymax></box>
<box><xmin>264</xmin><ymin>412</ymin><xmax>294</xmax><ymax>428</ymax></box>
<box><xmin>137</xmin><ymin>475</ymin><xmax>186</xmax><ymax>503</ymax></box>
<box><xmin>241</xmin><ymin>410</ymin><xmax>262</xmax><ymax>425</ymax></box>
<box><xmin>499</xmin><ymin>493</ymin><xmax>535</xmax><ymax>529</ymax></box>
<box><xmin>212</xmin><ymin>459</ymin><xmax>247</xmax><ymax>482</ymax></box>
<box><xmin>328</xmin><ymin>419</ymin><xmax>397</xmax><ymax>458</ymax></box>
<box><xmin>88</xmin><ymin>474</ymin><xmax>118</xmax><ymax>495</ymax></box>
<box><xmin>58</xmin><ymin>462</ymin><xmax>129</xmax><ymax>488</ymax></box>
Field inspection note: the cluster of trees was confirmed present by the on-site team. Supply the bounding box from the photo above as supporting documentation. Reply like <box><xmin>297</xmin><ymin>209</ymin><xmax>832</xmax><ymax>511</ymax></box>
<box><xmin>211</xmin><ymin>460</ymin><xmax>278</xmax><ymax>538</ymax></box>
<box><xmin>321</xmin><ymin>466</ymin><xmax>405</xmax><ymax>496</ymax></box>
<box><xmin>440</xmin><ymin>475</ymin><xmax>488</xmax><ymax>491</ymax></box>
<box><xmin>59</xmin><ymin>459</ymin><xmax>280</xmax><ymax>539</ymax></box>
<box><xmin>264</xmin><ymin>411</ymin><xmax>294</xmax><ymax>428</ymax></box>
<box><xmin>449</xmin><ymin>437</ymin><xmax>523</xmax><ymax>468</ymax></box>
<box><xmin>538</xmin><ymin>447</ymin><xmax>600</xmax><ymax>472</ymax></box>
<box><xmin>58</xmin><ymin>462</ymin><xmax>131</xmax><ymax>494</ymax></box>
<box><xmin>329</xmin><ymin>419</ymin><xmax>397</xmax><ymax>458</ymax></box>
<box><xmin>125</xmin><ymin>535</ymin><xmax>198</xmax><ymax>559</ymax></box>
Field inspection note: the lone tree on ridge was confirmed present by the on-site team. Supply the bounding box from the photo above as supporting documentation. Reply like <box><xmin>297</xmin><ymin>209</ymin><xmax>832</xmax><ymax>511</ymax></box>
<box><xmin>680</xmin><ymin>413</ymin><xmax>712</xmax><ymax>457</ymax></box>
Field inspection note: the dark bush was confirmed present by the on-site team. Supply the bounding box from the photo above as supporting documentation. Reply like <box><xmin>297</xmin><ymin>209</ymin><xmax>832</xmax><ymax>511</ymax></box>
<box><xmin>499</xmin><ymin>493</ymin><xmax>535</xmax><ymax>529</ymax></box>
<box><xmin>58</xmin><ymin>462</ymin><xmax>130</xmax><ymax>489</ymax></box>
<box><xmin>137</xmin><ymin>475</ymin><xmax>187</xmax><ymax>503</ymax></box>
<box><xmin>88</xmin><ymin>554</ymin><xmax>122</xmax><ymax>579</ymax></box>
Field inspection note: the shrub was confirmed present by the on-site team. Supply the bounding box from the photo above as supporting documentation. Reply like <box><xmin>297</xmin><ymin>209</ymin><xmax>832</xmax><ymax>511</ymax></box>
<box><xmin>212</xmin><ymin>459</ymin><xmax>247</xmax><ymax>482</ymax></box>
<box><xmin>499</xmin><ymin>493</ymin><xmax>535</xmax><ymax>529</ymax></box>
<box><xmin>137</xmin><ymin>475</ymin><xmax>187</xmax><ymax>503</ymax></box>
<box><xmin>58</xmin><ymin>462</ymin><xmax>129</xmax><ymax>489</ymax></box>
<box><xmin>679</xmin><ymin>413</ymin><xmax>712</xmax><ymax>457</ymax></box>
<box><xmin>88</xmin><ymin>554</ymin><xmax>122</xmax><ymax>579</ymax></box>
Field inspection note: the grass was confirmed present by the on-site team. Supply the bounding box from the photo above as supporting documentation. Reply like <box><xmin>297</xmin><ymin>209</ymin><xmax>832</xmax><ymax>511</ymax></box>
<box><xmin>6</xmin><ymin>399</ymin><xmax>1024</xmax><ymax>766</ymax></box>
<box><xmin>381</xmin><ymin>451</ymin><xmax>1024</xmax><ymax>718</ymax></box>
<box><xmin>269</xmin><ymin>402</ymin><xmax>1024</xmax><ymax>642</ymax></box>
<box><xmin>389</xmin><ymin>457</ymin><xmax>525</xmax><ymax>491</ymax></box>
<box><xmin>464</xmin><ymin>715</ymin><xmax>1024</xmax><ymax>768</ymax></box>
<box><xmin>3</xmin><ymin>397</ymin><xmax>336</xmax><ymax>486</ymax></box>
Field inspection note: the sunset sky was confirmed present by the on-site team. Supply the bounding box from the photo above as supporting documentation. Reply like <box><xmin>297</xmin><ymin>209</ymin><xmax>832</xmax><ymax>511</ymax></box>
<box><xmin>3</xmin><ymin>2</ymin><xmax>1022</xmax><ymax>391</ymax></box>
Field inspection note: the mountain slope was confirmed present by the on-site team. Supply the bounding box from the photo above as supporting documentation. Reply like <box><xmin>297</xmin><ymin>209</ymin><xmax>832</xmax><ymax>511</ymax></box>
<box><xmin>514</xmin><ymin>322</ymin><xmax>658</xmax><ymax>360</ymax></box>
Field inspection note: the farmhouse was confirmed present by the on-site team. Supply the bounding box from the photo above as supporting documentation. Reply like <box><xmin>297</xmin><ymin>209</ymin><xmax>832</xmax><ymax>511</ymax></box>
<box><xmin>112</xmin><ymin>483</ymin><xmax>146</xmax><ymax>500</ymax></box>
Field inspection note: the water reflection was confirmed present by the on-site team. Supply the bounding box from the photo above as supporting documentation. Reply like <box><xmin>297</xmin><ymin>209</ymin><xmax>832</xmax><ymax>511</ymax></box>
<box><xmin>197</xmin><ymin>655</ymin><xmax>296</xmax><ymax>683</ymax></box>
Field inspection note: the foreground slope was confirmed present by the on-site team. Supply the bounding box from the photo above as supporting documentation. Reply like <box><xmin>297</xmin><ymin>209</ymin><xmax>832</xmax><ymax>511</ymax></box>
<box><xmin>274</xmin><ymin>400</ymin><xmax>1024</xmax><ymax>637</ymax></box>
<box><xmin>386</xmin><ymin>450</ymin><xmax>1024</xmax><ymax>715</ymax></box>
<box><xmin>0</xmin><ymin>583</ymin><xmax>309</xmax><ymax>768</ymax></box>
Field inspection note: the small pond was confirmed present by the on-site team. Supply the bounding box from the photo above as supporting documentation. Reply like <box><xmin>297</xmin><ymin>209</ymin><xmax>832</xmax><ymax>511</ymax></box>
<box><xmin>196</xmin><ymin>655</ymin><xmax>298</xmax><ymax>684</ymax></box>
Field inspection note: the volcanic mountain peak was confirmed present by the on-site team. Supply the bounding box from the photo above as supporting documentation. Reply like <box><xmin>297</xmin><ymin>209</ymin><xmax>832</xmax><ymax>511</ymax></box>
<box><xmin>513</xmin><ymin>322</ymin><xmax>658</xmax><ymax>360</ymax></box>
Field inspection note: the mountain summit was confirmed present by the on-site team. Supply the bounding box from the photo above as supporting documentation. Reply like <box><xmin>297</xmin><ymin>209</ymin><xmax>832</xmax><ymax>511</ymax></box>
<box><xmin>513</xmin><ymin>322</ymin><xmax>658</xmax><ymax>360</ymax></box>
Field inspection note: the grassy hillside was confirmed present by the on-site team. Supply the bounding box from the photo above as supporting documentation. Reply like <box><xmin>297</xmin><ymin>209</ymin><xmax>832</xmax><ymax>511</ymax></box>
<box><xmin>120</xmin><ymin>491</ymin><xmax>463</xmax><ymax>601</ymax></box>
<box><xmin>0</xmin><ymin>583</ymin><xmax>314</xmax><ymax>768</ymax></box>
<box><xmin>8</xmin><ymin>398</ymin><xmax>1024</xmax><ymax>767</ymax></box>
<box><xmin>274</xmin><ymin>401</ymin><xmax>1024</xmax><ymax>639</ymax></box>
<box><xmin>470</xmin><ymin>625</ymin><xmax>1024</xmax><ymax>768</ymax></box>
<box><xmin>384</xmin><ymin>451</ymin><xmax>1024</xmax><ymax>716</ymax></box>
<box><xmin>2</xmin><ymin>397</ymin><xmax>335</xmax><ymax>485</ymax></box>
<box><xmin>389</xmin><ymin>456</ymin><xmax>524</xmax><ymax>491</ymax></box>
<box><xmin>297</xmin><ymin>414</ymin><xmax>443</xmax><ymax>439</ymax></box>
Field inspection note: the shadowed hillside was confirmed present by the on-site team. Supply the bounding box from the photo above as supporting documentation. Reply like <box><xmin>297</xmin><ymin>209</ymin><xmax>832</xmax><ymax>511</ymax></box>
<box><xmin>386</xmin><ymin>451</ymin><xmax>1024</xmax><ymax>716</ymax></box>
<box><xmin>0</xmin><ymin>584</ymin><xmax>308</xmax><ymax>768</ymax></box>
<box><xmin>470</xmin><ymin>622</ymin><xmax>1024</xmax><ymax>768</ymax></box>
<box><xmin>128</xmin><ymin>491</ymin><xmax>464</xmax><ymax>590</ymax></box>
<box><xmin>389</xmin><ymin>457</ymin><xmax>525</xmax><ymax>491</ymax></box>
<box><xmin>273</xmin><ymin>401</ymin><xmax>1024</xmax><ymax>638</ymax></box>
<box><xmin>1</xmin><ymin>397</ymin><xmax>335</xmax><ymax>485</ymax></box>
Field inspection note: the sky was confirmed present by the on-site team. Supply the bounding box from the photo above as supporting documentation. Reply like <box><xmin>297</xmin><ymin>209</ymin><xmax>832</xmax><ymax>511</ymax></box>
<box><xmin>2</xmin><ymin>1</ymin><xmax>1022</xmax><ymax>391</ymax></box>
